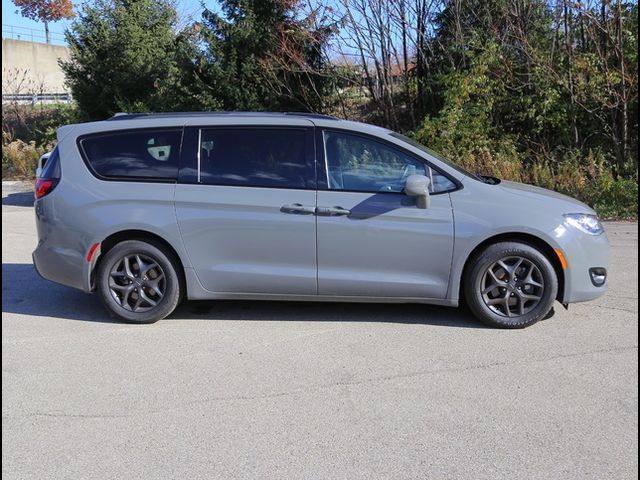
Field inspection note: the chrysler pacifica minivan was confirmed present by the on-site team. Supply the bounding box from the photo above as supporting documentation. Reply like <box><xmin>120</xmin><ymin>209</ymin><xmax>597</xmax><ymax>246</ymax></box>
<box><xmin>33</xmin><ymin>112</ymin><xmax>609</xmax><ymax>328</ymax></box>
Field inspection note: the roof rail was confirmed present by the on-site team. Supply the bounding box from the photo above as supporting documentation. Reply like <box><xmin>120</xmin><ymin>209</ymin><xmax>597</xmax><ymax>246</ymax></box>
<box><xmin>106</xmin><ymin>111</ymin><xmax>339</xmax><ymax>121</ymax></box>
<box><xmin>283</xmin><ymin>112</ymin><xmax>338</xmax><ymax>120</ymax></box>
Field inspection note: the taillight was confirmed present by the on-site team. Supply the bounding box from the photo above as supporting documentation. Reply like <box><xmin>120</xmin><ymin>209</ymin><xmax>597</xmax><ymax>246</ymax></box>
<box><xmin>34</xmin><ymin>178</ymin><xmax>58</xmax><ymax>199</ymax></box>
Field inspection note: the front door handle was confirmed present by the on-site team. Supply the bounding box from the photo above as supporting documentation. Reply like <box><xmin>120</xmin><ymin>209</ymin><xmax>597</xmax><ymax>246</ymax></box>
<box><xmin>316</xmin><ymin>206</ymin><xmax>351</xmax><ymax>217</ymax></box>
<box><xmin>280</xmin><ymin>203</ymin><xmax>316</xmax><ymax>215</ymax></box>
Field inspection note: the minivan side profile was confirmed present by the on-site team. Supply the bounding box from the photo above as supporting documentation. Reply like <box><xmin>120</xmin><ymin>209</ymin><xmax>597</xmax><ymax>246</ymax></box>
<box><xmin>33</xmin><ymin>112</ymin><xmax>609</xmax><ymax>328</ymax></box>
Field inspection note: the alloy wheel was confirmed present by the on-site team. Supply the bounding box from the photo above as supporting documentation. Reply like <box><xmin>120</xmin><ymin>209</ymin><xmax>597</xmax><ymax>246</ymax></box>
<box><xmin>108</xmin><ymin>254</ymin><xmax>166</xmax><ymax>312</ymax></box>
<box><xmin>480</xmin><ymin>256</ymin><xmax>545</xmax><ymax>317</ymax></box>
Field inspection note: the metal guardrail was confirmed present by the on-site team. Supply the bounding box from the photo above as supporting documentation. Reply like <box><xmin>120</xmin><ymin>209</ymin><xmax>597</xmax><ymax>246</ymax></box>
<box><xmin>2</xmin><ymin>93</ymin><xmax>73</xmax><ymax>105</ymax></box>
<box><xmin>2</xmin><ymin>24</ymin><xmax>67</xmax><ymax>46</ymax></box>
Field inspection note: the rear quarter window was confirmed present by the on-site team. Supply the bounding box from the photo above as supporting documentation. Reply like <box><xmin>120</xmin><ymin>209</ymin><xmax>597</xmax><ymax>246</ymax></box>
<box><xmin>79</xmin><ymin>128</ymin><xmax>182</xmax><ymax>180</ymax></box>
<box><xmin>41</xmin><ymin>147</ymin><xmax>60</xmax><ymax>179</ymax></box>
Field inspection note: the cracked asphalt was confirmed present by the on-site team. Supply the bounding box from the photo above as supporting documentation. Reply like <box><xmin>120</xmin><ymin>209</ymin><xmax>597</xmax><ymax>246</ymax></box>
<box><xmin>2</xmin><ymin>181</ymin><xmax>638</xmax><ymax>479</ymax></box>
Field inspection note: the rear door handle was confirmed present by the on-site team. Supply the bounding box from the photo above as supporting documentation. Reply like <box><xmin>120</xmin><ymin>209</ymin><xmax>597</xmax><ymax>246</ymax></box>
<box><xmin>316</xmin><ymin>206</ymin><xmax>351</xmax><ymax>217</ymax></box>
<box><xmin>280</xmin><ymin>203</ymin><xmax>316</xmax><ymax>215</ymax></box>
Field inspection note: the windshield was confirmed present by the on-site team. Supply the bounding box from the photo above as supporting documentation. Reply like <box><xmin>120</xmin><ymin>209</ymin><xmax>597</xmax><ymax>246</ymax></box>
<box><xmin>389</xmin><ymin>132</ymin><xmax>480</xmax><ymax>181</ymax></box>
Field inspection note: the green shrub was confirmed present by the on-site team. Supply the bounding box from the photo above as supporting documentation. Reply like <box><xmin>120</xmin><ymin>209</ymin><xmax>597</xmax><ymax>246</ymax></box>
<box><xmin>2</xmin><ymin>137</ymin><xmax>44</xmax><ymax>179</ymax></box>
<box><xmin>583</xmin><ymin>176</ymin><xmax>639</xmax><ymax>220</ymax></box>
<box><xmin>2</xmin><ymin>104</ymin><xmax>82</xmax><ymax>151</ymax></box>
<box><xmin>410</xmin><ymin>120</ymin><xmax>638</xmax><ymax>220</ymax></box>
<box><xmin>525</xmin><ymin>150</ymin><xmax>638</xmax><ymax>219</ymax></box>
<box><xmin>2</xmin><ymin>104</ymin><xmax>82</xmax><ymax>180</ymax></box>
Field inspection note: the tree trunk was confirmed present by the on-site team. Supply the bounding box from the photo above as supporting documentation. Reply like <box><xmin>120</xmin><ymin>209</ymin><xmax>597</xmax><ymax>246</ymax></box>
<box><xmin>400</xmin><ymin>2</ymin><xmax>415</xmax><ymax>128</ymax></box>
<box><xmin>600</xmin><ymin>0</ymin><xmax>607</xmax><ymax>54</ymax></box>
<box><xmin>563</xmin><ymin>1</ymin><xmax>579</xmax><ymax>147</ymax></box>
<box><xmin>44</xmin><ymin>21</ymin><xmax>50</xmax><ymax>44</ymax></box>
<box><xmin>415</xmin><ymin>0</ymin><xmax>426</xmax><ymax>117</ymax></box>
<box><xmin>615</xmin><ymin>0</ymin><xmax>628</xmax><ymax>173</ymax></box>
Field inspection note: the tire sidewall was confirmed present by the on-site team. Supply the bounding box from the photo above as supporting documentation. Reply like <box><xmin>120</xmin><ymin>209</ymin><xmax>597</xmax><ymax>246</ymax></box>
<box><xmin>97</xmin><ymin>240</ymin><xmax>181</xmax><ymax>323</ymax></box>
<box><xmin>465</xmin><ymin>242</ymin><xmax>558</xmax><ymax>329</ymax></box>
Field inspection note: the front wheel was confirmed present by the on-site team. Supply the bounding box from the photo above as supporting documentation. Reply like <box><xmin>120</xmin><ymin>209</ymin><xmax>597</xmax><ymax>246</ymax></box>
<box><xmin>96</xmin><ymin>240</ymin><xmax>181</xmax><ymax>323</ymax></box>
<box><xmin>464</xmin><ymin>242</ymin><xmax>558</xmax><ymax>329</ymax></box>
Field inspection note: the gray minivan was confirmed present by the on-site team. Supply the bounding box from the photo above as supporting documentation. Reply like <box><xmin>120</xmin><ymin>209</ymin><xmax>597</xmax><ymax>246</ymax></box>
<box><xmin>33</xmin><ymin>112</ymin><xmax>609</xmax><ymax>328</ymax></box>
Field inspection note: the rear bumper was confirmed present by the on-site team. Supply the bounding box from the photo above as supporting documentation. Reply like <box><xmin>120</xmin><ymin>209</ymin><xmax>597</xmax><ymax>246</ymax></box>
<box><xmin>33</xmin><ymin>193</ymin><xmax>94</xmax><ymax>292</ymax></box>
<box><xmin>32</xmin><ymin>243</ymin><xmax>87</xmax><ymax>291</ymax></box>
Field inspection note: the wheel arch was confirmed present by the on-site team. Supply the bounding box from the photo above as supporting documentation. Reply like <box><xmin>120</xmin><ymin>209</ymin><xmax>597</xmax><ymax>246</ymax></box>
<box><xmin>456</xmin><ymin>232</ymin><xmax>566</xmax><ymax>304</ymax></box>
<box><xmin>90</xmin><ymin>229</ymin><xmax>187</xmax><ymax>295</ymax></box>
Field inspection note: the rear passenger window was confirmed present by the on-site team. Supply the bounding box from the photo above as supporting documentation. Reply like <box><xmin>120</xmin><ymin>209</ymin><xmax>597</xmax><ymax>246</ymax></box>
<box><xmin>80</xmin><ymin>129</ymin><xmax>182</xmax><ymax>180</ymax></box>
<box><xmin>199</xmin><ymin>128</ymin><xmax>312</xmax><ymax>189</ymax></box>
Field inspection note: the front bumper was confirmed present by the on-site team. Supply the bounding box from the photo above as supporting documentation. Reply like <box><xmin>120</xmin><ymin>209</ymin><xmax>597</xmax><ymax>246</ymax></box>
<box><xmin>559</xmin><ymin>227</ymin><xmax>610</xmax><ymax>304</ymax></box>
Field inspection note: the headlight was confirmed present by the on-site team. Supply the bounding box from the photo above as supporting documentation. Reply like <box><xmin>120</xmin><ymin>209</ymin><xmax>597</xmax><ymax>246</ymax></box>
<box><xmin>563</xmin><ymin>213</ymin><xmax>604</xmax><ymax>235</ymax></box>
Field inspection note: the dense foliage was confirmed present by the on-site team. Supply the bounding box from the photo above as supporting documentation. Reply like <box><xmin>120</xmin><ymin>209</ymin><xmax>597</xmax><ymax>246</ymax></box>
<box><xmin>59</xmin><ymin>0</ymin><xmax>201</xmax><ymax>118</ymax></box>
<box><xmin>4</xmin><ymin>0</ymin><xmax>638</xmax><ymax>218</ymax></box>
<box><xmin>409</xmin><ymin>0</ymin><xmax>638</xmax><ymax>218</ymax></box>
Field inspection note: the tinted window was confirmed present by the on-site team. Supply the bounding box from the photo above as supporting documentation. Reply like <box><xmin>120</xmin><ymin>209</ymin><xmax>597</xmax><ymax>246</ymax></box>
<box><xmin>80</xmin><ymin>129</ymin><xmax>181</xmax><ymax>180</ymax></box>
<box><xmin>389</xmin><ymin>131</ymin><xmax>476</xmax><ymax>182</ymax></box>
<box><xmin>41</xmin><ymin>147</ymin><xmax>60</xmax><ymax>179</ymax></box>
<box><xmin>199</xmin><ymin>128</ymin><xmax>311</xmax><ymax>189</ymax></box>
<box><xmin>324</xmin><ymin>131</ymin><xmax>455</xmax><ymax>193</ymax></box>
<box><xmin>427</xmin><ymin>167</ymin><xmax>457</xmax><ymax>193</ymax></box>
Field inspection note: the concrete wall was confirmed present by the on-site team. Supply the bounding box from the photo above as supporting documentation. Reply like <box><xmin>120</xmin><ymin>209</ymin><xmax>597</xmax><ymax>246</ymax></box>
<box><xmin>2</xmin><ymin>39</ymin><xmax>71</xmax><ymax>94</ymax></box>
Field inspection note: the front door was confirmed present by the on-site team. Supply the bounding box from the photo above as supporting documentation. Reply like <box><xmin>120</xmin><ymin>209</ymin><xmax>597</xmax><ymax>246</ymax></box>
<box><xmin>316</xmin><ymin>130</ymin><xmax>455</xmax><ymax>298</ymax></box>
<box><xmin>174</xmin><ymin>125</ymin><xmax>317</xmax><ymax>295</ymax></box>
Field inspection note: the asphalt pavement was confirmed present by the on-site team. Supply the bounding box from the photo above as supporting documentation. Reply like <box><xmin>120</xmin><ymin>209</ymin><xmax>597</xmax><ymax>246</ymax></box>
<box><xmin>2</xmin><ymin>181</ymin><xmax>638</xmax><ymax>479</ymax></box>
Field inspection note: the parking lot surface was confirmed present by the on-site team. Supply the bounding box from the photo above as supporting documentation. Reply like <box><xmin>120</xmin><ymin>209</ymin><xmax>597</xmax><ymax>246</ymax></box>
<box><xmin>2</xmin><ymin>182</ymin><xmax>638</xmax><ymax>479</ymax></box>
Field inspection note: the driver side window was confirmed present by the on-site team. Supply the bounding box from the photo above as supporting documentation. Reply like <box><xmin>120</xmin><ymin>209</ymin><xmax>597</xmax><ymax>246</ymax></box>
<box><xmin>324</xmin><ymin>131</ymin><xmax>426</xmax><ymax>193</ymax></box>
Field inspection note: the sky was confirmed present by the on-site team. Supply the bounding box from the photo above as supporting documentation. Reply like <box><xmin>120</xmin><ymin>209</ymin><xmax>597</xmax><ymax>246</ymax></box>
<box><xmin>1</xmin><ymin>0</ymin><xmax>208</xmax><ymax>45</ymax></box>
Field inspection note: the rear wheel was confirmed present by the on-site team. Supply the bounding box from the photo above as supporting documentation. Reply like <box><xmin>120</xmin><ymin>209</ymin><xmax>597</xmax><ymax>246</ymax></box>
<box><xmin>96</xmin><ymin>240</ymin><xmax>181</xmax><ymax>323</ymax></box>
<box><xmin>464</xmin><ymin>242</ymin><xmax>558</xmax><ymax>328</ymax></box>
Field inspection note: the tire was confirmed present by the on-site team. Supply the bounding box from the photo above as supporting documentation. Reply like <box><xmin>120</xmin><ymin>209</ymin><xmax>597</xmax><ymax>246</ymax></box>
<box><xmin>464</xmin><ymin>242</ymin><xmax>558</xmax><ymax>329</ymax></box>
<box><xmin>96</xmin><ymin>240</ymin><xmax>182</xmax><ymax>323</ymax></box>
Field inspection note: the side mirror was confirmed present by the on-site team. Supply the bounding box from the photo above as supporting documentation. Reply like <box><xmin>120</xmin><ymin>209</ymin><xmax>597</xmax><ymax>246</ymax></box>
<box><xmin>404</xmin><ymin>174</ymin><xmax>431</xmax><ymax>209</ymax></box>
